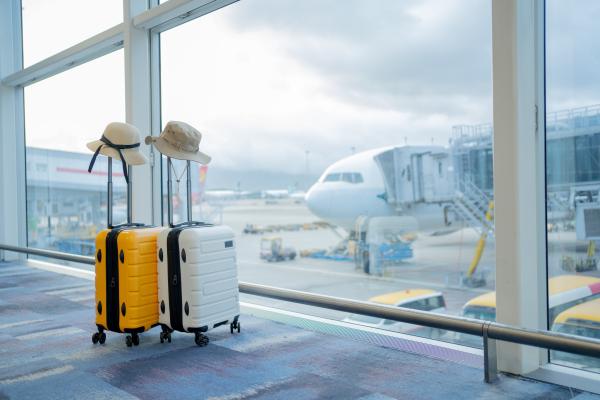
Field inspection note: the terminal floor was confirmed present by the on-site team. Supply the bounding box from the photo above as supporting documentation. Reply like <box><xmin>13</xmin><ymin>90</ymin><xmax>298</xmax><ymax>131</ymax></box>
<box><xmin>0</xmin><ymin>261</ymin><xmax>598</xmax><ymax>400</ymax></box>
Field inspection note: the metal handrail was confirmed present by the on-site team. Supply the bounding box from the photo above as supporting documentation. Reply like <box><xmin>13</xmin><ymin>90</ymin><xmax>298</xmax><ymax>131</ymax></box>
<box><xmin>2</xmin><ymin>244</ymin><xmax>600</xmax><ymax>383</ymax></box>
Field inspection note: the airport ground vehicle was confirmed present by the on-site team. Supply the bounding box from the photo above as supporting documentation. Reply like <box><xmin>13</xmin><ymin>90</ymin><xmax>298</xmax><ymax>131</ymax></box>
<box><xmin>354</xmin><ymin>216</ymin><xmax>415</xmax><ymax>275</ymax></box>
<box><xmin>462</xmin><ymin>275</ymin><xmax>600</xmax><ymax>323</ymax></box>
<box><xmin>260</xmin><ymin>237</ymin><xmax>296</xmax><ymax>262</ymax></box>
<box><xmin>344</xmin><ymin>289</ymin><xmax>446</xmax><ymax>337</ymax></box>
<box><xmin>551</xmin><ymin>298</ymin><xmax>600</xmax><ymax>369</ymax></box>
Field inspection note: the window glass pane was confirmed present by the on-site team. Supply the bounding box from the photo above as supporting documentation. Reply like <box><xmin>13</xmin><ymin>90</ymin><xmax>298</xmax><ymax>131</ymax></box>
<box><xmin>160</xmin><ymin>0</ymin><xmax>492</xmax><ymax>347</ymax></box>
<box><xmin>546</xmin><ymin>0</ymin><xmax>600</xmax><ymax>372</ymax></box>
<box><xmin>25</xmin><ymin>51</ymin><xmax>125</xmax><ymax>257</ymax></box>
<box><xmin>21</xmin><ymin>0</ymin><xmax>122</xmax><ymax>66</ymax></box>
<box><xmin>324</xmin><ymin>173</ymin><xmax>340</xmax><ymax>182</ymax></box>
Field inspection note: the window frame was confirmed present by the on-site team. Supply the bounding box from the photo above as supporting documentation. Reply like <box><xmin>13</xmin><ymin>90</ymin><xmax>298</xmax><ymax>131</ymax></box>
<box><xmin>0</xmin><ymin>0</ymin><xmax>598</xmax><ymax>392</ymax></box>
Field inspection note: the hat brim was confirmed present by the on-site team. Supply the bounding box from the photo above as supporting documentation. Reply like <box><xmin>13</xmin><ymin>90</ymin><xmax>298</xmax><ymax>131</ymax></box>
<box><xmin>86</xmin><ymin>140</ymin><xmax>148</xmax><ymax>166</ymax></box>
<box><xmin>148</xmin><ymin>136</ymin><xmax>211</xmax><ymax>164</ymax></box>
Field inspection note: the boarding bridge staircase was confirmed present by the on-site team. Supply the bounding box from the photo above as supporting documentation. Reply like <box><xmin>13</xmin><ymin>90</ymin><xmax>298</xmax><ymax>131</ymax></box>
<box><xmin>452</xmin><ymin>179</ymin><xmax>494</xmax><ymax>237</ymax></box>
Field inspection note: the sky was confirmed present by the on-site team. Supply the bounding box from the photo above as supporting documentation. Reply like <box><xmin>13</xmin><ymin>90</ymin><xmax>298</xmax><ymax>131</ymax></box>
<box><xmin>20</xmin><ymin>0</ymin><xmax>600</xmax><ymax>181</ymax></box>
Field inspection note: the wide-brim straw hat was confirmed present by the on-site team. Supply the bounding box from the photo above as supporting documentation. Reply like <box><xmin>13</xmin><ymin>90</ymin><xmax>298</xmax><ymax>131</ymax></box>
<box><xmin>145</xmin><ymin>121</ymin><xmax>211</xmax><ymax>164</ymax></box>
<box><xmin>87</xmin><ymin>122</ymin><xmax>147</xmax><ymax>165</ymax></box>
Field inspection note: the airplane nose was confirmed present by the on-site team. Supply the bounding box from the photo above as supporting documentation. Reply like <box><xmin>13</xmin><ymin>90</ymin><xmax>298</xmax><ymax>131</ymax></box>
<box><xmin>305</xmin><ymin>184</ymin><xmax>329</xmax><ymax>218</ymax></box>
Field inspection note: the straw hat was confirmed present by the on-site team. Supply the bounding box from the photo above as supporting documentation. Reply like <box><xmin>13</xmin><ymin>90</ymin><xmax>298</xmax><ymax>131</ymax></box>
<box><xmin>86</xmin><ymin>122</ymin><xmax>147</xmax><ymax>166</ymax></box>
<box><xmin>87</xmin><ymin>122</ymin><xmax>147</xmax><ymax>183</ymax></box>
<box><xmin>145</xmin><ymin>121</ymin><xmax>211</xmax><ymax>164</ymax></box>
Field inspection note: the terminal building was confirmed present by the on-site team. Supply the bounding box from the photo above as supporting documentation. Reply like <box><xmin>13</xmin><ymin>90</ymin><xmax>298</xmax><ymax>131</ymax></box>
<box><xmin>1</xmin><ymin>1</ymin><xmax>600</xmax><ymax>399</ymax></box>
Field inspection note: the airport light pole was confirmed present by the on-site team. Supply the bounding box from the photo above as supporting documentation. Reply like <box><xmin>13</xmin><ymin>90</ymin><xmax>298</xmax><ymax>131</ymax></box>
<box><xmin>305</xmin><ymin>150</ymin><xmax>310</xmax><ymax>190</ymax></box>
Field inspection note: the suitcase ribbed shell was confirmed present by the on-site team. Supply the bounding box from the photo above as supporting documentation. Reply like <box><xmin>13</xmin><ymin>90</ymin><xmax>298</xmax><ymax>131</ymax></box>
<box><xmin>95</xmin><ymin>227</ymin><xmax>161</xmax><ymax>333</ymax></box>
<box><xmin>157</xmin><ymin>225</ymin><xmax>239</xmax><ymax>332</ymax></box>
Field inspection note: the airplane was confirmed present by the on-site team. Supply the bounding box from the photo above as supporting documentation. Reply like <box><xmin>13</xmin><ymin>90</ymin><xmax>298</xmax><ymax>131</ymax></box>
<box><xmin>305</xmin><ymin>145</ymin><xmax>450</xmax><ymax>232</ymax></box>
<box><xmin>262</xmin><ymin>189</ymin><xmax>290</xmax><ymax>199</ymax></box>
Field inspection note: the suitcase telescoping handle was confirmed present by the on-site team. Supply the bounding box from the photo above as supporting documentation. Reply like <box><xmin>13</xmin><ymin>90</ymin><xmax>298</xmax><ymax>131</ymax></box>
<box><xmin>166</xmin><ymin>157</ymin><xmax>194</xmax><ymax>228</ymax></box>
<box><xmin>106</xmin><ymin>157</ymin><xmax>133</xmax><ymax>228</ymax></box>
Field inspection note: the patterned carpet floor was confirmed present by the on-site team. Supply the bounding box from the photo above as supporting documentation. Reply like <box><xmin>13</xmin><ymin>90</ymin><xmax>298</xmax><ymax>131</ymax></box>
<box><xmin>0</xmin><ymin>261</ymin><xmax>598</xmax><ymax>399</ymax></box>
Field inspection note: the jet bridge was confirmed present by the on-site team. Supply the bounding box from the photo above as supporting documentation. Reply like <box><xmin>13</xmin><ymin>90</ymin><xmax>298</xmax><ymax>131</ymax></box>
<box><xmin>373</xmin><ymin>146</ymin><xmax>455</xmax><ymax>210</ymax></box>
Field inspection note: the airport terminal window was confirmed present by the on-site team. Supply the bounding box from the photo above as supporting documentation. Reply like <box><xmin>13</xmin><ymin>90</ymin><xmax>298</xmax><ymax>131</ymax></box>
<box><xmin>160</xmin><ymin>0</ymin><xmax>493</xmax><ymax>347</ymax></box>
<box><xmin>24</xmin><ymin>50</ymin><xmax>125</xmax><ymax>257</ymax></box>
<box><xmin>21</xmin><ymin>0</ymin><xmax>122</xmax><ymax>66</ymax></box>
<box><xmin>546</xmin><ymin>0</ymin><xmax>600</xmax><ymax>372</ymax></box>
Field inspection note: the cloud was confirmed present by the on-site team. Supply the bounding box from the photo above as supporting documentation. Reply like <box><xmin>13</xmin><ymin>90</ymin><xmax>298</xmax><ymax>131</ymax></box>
<box><xmin>160</xmin><ymin>0</ymin><xmax>494</xmax><ymax>174</ymax></box>
<box><xmin>24</xmin><ymin>0</ymin><xmax>600</xmax><ymax>181</ymax></box>
<box><xmin>546</xmin><ymin>0</ymin><xmax>600</xmax><ymax>111</ymax></box>
<box><xmin>225</xmin><ymin>0</ymin><xmax>493</xmax><ymax>116</ymax></box>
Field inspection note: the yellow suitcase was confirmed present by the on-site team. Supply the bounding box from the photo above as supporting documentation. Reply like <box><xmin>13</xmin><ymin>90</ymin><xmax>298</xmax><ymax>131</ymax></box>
<box><xmin>90</xmin><ymin>156</ymin><xmax>160</xmax><ymax>347</ymax></box>
<box><xmin>93</xmin><ymin>225</ymin><xmax>161</xmax><ymax>346</ymax></box>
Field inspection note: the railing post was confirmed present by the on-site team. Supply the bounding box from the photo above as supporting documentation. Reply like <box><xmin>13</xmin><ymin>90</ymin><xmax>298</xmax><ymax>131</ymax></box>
<box><xmin>483</xmin><ymin>322</ymin><xmax>498</xmax><ymax>383</ymax></box>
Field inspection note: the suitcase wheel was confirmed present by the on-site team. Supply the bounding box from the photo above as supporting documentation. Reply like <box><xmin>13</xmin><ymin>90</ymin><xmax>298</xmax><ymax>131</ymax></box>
<box><xmin>126</xmin><ymin>333</ymin><xmax>140</xmax><ymax>347</ymax></box>
<box><xmin>230</xmin><ymin>321</ymin><xmax>241</xmax><ymax>334</ymax></box>
<box><xmin>194</xmin><ymin>332</ymin><xmax>209</xmax><ymax>347</ymax></box>
<box><xmin>92</xmin><ymin>330</ymin><xmax>106</xmax><ymax>345</ymax></box>
<box><xmin>160</xmin><ymin>331</ymin><xmax>172</xmax><ymax>343</ymax></box>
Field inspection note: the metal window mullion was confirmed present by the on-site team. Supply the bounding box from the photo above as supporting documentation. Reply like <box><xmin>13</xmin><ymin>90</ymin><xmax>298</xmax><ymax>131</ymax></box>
<box><xmin>135</xmin><ymin>0</ymin><xmax>239</xmax><ymax>33</ymax></box>
<box><xmin>149</xmin><ymin>9</ymin><xmax>163</xmax><ymax>226</ymax></box>
<box><xmin>492</xmin><ymin>0</ymin><xmax>548</xmax><ymax>376</ymax></box>
<box><xmin>1</xmin><ymin>24</ymin><xmax>124</xmax><ymax>88</ymax></box>
<box><xmin>0</xmin><ymin>0</ymin><xmax>26</xmax><ymax>261</ymax></box>
<box><xmin>124</xmin><ymin>0</ymin><xmax>153</xmax><ymax>224</ymax></box>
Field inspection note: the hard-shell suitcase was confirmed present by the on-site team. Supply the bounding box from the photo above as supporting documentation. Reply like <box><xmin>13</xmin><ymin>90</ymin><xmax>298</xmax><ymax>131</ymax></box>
<box><xmin>157</xmin><ymin>158</ymin><xmax>240</xmax><ymax>346</ymax></box>
<box><xmin>91</xmin><ymin>158</ymin><xmax>161</xmax><ymax>347</ymax></box>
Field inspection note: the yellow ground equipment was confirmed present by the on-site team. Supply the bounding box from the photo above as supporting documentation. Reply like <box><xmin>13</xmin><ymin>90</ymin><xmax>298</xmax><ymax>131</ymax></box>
<box><xmin>463</xmin><ymin>201</ymin><xmax>494</xmax><ymax>287</ymax></box>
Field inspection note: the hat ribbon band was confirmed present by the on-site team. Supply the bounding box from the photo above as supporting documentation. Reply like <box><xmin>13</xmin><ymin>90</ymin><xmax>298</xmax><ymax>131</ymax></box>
<box><xmin>88</xmin><ymin>135</ymin><xmax>140</xmax><ymax>184</ymax></box>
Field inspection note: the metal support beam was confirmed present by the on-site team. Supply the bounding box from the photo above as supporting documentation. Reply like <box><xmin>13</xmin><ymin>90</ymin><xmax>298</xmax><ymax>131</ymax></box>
<box><xmin>1</xmin><ymin>24</ymin><xmax>124</xmax><ymax>87</ymax></box>
<box><xmin>124</xmin><ymin>0</ymin><xmax>153</xmax><ymax>224</ymax></box>
<box><xmin>0</xmin><ymin>0</ymin><xmax>26</xmax><ymax>261</ymax></box>
<box><xmin>483</xmin><ymin>322</ymin><xmax>498</xmax><ymax>383</ymax></box>
<box><xmin>492</xmin><ymin>0</ymin><xmax>548</xmax><ymax>374</ymax></box>
<box><xmin>134</xmin><ymin>0</ymin><xmax>239</xmax><ymax>33</ymax></box>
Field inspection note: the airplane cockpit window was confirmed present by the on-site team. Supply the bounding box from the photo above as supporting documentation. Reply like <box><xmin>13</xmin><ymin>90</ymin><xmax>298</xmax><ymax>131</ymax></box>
<box><xmin>324</xmin><ymin>173</ymin><xmax>341</xmax><ymax>182</ymax></box>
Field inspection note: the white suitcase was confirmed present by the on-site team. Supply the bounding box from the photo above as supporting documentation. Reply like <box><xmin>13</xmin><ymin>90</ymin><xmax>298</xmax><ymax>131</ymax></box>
<box><xmin>157</xmin><ymin>158</ymin><xmax>240</xmax><ymax>346</ymax></box>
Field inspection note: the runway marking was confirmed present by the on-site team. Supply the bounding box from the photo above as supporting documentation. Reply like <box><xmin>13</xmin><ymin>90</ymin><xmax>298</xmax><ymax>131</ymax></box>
<box><xmin>0</xmin><ymin>365</ymin><xmax>74</xmax><ymax>385</ymax></box>
<box><xmin>16</xmin><ymin>326</ymin><xmax>85</xmax><ymax>341</ymax></box>
<box><xmin>239</xmin><ymin>259</ymin><xmax>489</xmax><ymax>293</ymax></box>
